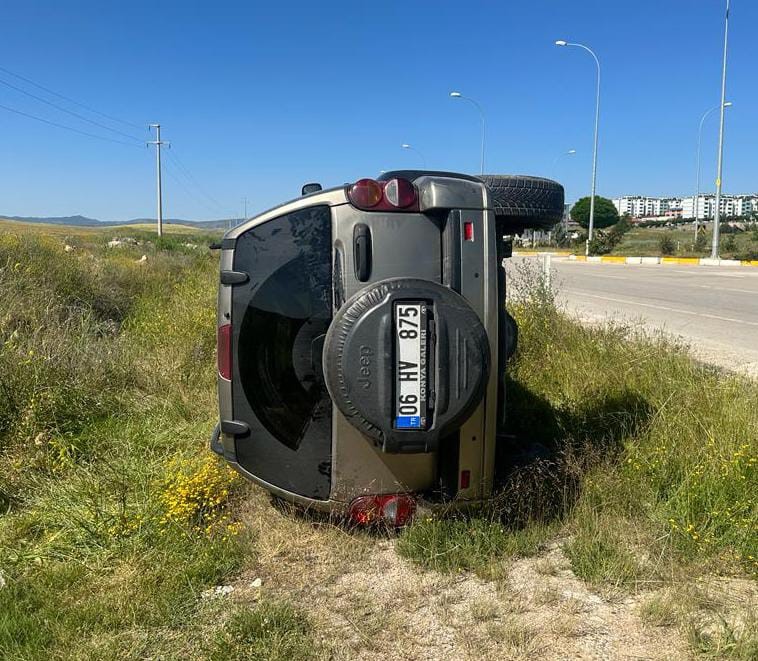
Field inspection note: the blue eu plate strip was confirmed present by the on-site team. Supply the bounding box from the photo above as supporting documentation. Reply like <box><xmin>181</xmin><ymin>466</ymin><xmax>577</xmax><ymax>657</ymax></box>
<box><xmin>396</xmin><ymin>416</ymin><xmax>421</xmax><ymax>429</ymax></box>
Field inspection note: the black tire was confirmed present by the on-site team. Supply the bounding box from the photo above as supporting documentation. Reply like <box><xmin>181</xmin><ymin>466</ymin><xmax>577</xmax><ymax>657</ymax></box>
<box><xmin>477</xmin><ymin>175</ymin><xmax>564</xmax><ymax>233</ymax></box>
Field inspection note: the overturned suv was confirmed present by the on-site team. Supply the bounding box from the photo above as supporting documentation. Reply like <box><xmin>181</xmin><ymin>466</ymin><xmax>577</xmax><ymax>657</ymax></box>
<box><xmin>213</xmin><ymin>171</ymin><xmax>563</xmax><ymax>525</ymax></box>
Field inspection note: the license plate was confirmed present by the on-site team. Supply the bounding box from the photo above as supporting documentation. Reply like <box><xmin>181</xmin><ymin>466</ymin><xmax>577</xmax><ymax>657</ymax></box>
<box><xmin>394</xmin><ymin>302</ymin><xmax>427</xmax><ymax>429</ymax></box>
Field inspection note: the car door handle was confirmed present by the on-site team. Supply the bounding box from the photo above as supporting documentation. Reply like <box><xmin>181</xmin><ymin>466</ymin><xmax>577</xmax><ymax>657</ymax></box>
<box><xmin>353</xmin><ymin>223</ymin><xmax>372</xmax><ymax>282</ymax></box>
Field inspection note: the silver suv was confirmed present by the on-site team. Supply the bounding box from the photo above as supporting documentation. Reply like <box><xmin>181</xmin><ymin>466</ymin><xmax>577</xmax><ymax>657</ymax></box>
<box><xmin>213</xmin><ymin>171</ymin><xmax>563</xmax><ymax>525</ymax></box>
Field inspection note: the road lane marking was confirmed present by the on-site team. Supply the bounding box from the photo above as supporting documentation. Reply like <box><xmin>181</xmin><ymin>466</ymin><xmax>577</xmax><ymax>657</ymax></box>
<box><xmin>697</xmin><ymin>284</ymin><xmax>758</xmax><ymax>294</ymax></box>
<box><xmin>566</xmin><ymin>291</ymin><xmax>758</xmax><ymax>327</ymax></box>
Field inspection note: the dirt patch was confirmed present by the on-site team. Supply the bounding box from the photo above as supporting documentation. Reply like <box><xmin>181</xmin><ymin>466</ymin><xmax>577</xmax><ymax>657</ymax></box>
<box><xmin>226</xmin><ymin>489</ymin><xmax>701</xmax><ymax>660</ymax></box>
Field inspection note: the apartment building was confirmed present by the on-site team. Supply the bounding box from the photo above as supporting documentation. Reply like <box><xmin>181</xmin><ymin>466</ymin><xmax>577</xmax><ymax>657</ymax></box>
<box><xmin>614</xmin><ymin>194</ymin><xmax>758</xmax><ymax>219</ymax></box>
<box><xmin>612</xmin><ymin>196</ymin><xmax>682</xmax><ymax>218</ymax></box>
<box><xmin>681</xmin><ymin>194</ymin><xmax>758</xmax><ymax>219</ymax></box>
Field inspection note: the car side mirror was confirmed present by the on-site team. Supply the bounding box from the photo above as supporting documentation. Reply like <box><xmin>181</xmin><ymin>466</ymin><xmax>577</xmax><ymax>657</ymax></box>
<box><xmin>302</xmin><ymin>183</ymin><xmax>322</xmax><ymax>196</ymax></box>
<box><xmin>501</xmin><ymin>238</ymin><xmax>513</xmax><ymax>259</ymax></box>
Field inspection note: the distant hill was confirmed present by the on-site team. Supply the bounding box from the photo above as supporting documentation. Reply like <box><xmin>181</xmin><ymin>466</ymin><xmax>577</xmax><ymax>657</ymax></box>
<box><xmin>0</xmin><ymin>214</ymin><xmax>233</xmax><ymax>229</ymax></box>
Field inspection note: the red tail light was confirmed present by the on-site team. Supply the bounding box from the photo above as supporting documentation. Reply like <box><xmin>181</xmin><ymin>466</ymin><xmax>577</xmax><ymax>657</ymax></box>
<box><xmin>217</xmin><ymin>323</ymin><xmax>232</xmax><ymax>380</ymax></box>
<box><xmin>348</xmin><ymin>178</ymin><xmax>383</xmax><ymax>208</ymax></box>
<box><xmin>347</xmin><ymin>178</ymin><xmax>418</xmax><ymax>211</ymax></box>
<box><xmin>348</xmin><ymin>494</ymin><xmax>416</xmax><ymax>527</ymax></box>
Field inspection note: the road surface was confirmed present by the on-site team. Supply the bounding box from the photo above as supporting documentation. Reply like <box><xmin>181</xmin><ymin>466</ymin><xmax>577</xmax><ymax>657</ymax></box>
<box><xmin>514</xmin><ymin>258</ymin><xmax>758</xmax><ymax>376</ymax></box>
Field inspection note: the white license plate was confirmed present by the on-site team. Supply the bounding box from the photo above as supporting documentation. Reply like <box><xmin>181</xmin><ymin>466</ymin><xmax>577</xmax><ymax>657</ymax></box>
<box><xmin>394</xmin><ymin>302</ymin><xmax>427</xmax><ymax>429</ymax></box>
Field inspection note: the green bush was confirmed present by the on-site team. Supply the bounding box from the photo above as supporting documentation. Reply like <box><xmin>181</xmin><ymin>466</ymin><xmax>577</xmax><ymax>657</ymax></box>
<box><xmin>658</xmin><ymin>235</ymin><xmax>676</xmax><ymax>255</ymax></box>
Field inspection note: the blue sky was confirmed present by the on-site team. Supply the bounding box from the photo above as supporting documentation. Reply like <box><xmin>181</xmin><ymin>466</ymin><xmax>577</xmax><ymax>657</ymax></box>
<box><xmin>1</xmin><ymin>0</ymin><xmax>755</xmax><ymax>221</ymax></box>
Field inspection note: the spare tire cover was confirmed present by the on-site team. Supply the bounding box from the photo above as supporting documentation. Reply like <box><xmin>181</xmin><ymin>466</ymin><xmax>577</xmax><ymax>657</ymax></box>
<box><xmin>323</xmin><ymin>278</ymin><xmax>490</xmax><ymax>453</ymax></box>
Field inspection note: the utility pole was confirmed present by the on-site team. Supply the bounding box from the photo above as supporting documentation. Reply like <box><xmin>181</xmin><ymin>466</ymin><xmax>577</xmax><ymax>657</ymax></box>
<box><xmin>711</xmin><ymin>0</ymin><xmax>730</xmax><ymax>259</ymax></box>
<box><xmin>147</xmin><ymin>124</ymin><xmax>169</xmax><ymax>237</ymax></box>
<box><xmin>241</xmin><ymin>196</ymin><xmax>248</xmax><ymax>227</ymax></box>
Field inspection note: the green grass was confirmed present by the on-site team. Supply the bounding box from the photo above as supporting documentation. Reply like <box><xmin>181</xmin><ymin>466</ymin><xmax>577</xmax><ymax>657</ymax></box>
<box><xmin>0</xmin><ymin>224</ymin><xmax>320</xmax><ymax>658</ymax></box>
<box><xmin>1</xmin><ymin>221</ymin><xmax>755</xmax><ymax>658</ymax></box>
<box><xmin>608</xmin><ymin>225</ymin><xmax>758</xmax><ymax>259</ymax></box>
<box><xmin>400</xmin><ymin>264</ymin><xmax>757</xmax><ymax>599</ymax></box>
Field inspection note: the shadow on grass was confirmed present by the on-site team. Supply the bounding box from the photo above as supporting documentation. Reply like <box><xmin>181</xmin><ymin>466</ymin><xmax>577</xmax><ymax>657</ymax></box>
<box><xmin>491</xmin><ymin>375</ymin><xmax>654</xmax><ymax>527</ymax></box>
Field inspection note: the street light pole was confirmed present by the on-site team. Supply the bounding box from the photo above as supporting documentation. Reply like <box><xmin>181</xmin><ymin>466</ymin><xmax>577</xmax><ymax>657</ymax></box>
<box><xmin>552</xmin><ymin>150</ymin><xmax>576</xmax><ymax>237</ymax></box>
<box><xmin>711</xmin><ymin>0</ymin><xmax>731</xmax><ymax>260</ymax></box>
<box><xmin>555</xmin><ymin>40</ymin><xmax>600</xmax><ymax>256</ymax></box>
<box><xmin>449</xmin><ymin>91</ymin><xmax>486</xmax><ymax>174</ymax></box>
<box><xmin>552</xmin><ymin>148</ymin><xmax>576</xmax><ymax>174</ymax></box>
<box><xmin>401</xmin><ymin>143</ymin><xmax>427</xmax><ymax>168</ymax></box>
<box><xmin>695</xmin><ymin>102</ymin><xmax>732</xmax><ymax>240</ymax></box>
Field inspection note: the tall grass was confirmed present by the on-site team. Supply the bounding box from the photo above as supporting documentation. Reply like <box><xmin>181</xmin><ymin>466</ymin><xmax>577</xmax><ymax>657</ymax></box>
<box><xmin>0</xmin><ymin>229</ymin><xmax>315</xmax><ymax>658</ymax></box>
<box><xmin>399</xmin><ymin>261</ymin><xmax>757</xmax><ymax>590</ymax></box>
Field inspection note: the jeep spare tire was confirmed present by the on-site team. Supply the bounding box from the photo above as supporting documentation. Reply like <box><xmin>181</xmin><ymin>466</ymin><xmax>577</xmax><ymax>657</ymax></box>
<box><xmin>477</xmin><ymin>175</ymin><xmax>564</xmax><ymax>234</ymax></box>
<box><xmin>323</xmin><ymin>278</ymin><xmax>490</xmax><ymax>454</ymax></box>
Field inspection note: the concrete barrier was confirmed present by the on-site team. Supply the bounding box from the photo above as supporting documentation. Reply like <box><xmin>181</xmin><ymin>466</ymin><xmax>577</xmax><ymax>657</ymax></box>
<box><xmin>525</xmin><ymin>253</ymin><xmax>756</xmax><ymax>267</ymax></box>
<box><xmin>662</xmin><ymin>257</ymin><xmax>700</xmax><ymax>265</ymax></box>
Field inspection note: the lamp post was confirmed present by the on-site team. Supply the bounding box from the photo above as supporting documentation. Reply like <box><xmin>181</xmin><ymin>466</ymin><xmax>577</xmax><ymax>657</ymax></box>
<box><xmin>552</xmin><ymin>148</ymin><xmax>576</xmax><ymax>172</ymax></box>
<box><xmin>555</xmin><ymin>40</ymin><xmax>600</xmax><ymax>256</ymax></box>
<box><xmin>711</xmin><ymin>0</ymin><xmax>731</xmax><ymax>260</ymax></box>
<box><xmin>695</xmin><ymin>102</ymin><xmax>732</xmax><ymax>240</ymax></box>
<box><xmin>401</xmin><ymin>143</ymin><xmax>426</xmax><ymax>168</ymax></box>
<box><xmin>449</xmin><ymin>91</ymin><xmax>486</xmax><ymax>174</ymax></box>
<box><xmin>553</xmin><ymin>150</ymin><xmax>576</xmax><ymax>237</ymax></box>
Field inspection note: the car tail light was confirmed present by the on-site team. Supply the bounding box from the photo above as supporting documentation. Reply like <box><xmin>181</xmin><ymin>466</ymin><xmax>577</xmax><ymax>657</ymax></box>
<box><xmin>348</xmin><ymin>494</ymin><xmax>416</xmax><ymax>527</ymax></box>
<box><xmin>460</xmin><ymin>469</ymin><xmax>471</xmax><ymax>489</ymax></box>
<box><xmin>348</xmin><ymin>178</ymin><xmax>383</xmax><ymax>208</ymax></box>
<box><xmin>383</xmin><ymin>178</ymin><xmax>416</xmax><ymax>208</ymax></box>
<box><xmin>463</xmin><ymin>221</ymin><xmax>474</xmax><ymax>241</ymax></box>
<box><xmin>347</xmin><ymin>178</ymin><xmax>418</xmax><ymax>212</ymax></box>
<box><xmin>217</xmin><ymin>323</ymin><xmax>232</xmax><ymax>380</ymax></box>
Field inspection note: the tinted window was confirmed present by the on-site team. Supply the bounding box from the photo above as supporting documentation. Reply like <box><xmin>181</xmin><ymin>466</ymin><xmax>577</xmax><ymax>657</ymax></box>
<box><xmin>235</xmin><ymin>205</ymin><xmax>332</xmax><ymax>451</ymax></box>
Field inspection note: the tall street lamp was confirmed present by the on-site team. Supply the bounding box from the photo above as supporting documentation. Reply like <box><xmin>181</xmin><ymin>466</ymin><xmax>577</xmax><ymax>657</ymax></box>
<box><xmin>711</xmin><ymin>0</ymin><xmax>731</xmax><ymax>260</ymax></box>
<box><xmin>552</xmin><ymin>148</ymin><xmax>576</xmax><ymax>172</ymax></box>
<box><xmin>555</xmin><ymin>40</ymin><xmax>600</xmax><ymax>255</ymax></box>
<box><xmin>449</xmin><ymin>91</ymin><xmax>486</xmax><ymax>174</ymax></box>
<box><xmin>695</xmin><ymin>102</ymin><xmax>732</xmax><ymax>240</ymax></box>
<box><xmin>401</xmin><ymin>143</ymin><xmax>426</xmax><ymax>168</ymax></box>
<box><xmin>553</xmin><ymin>149</ymin><xmax>576</xmax><ymax>236</ymax></box>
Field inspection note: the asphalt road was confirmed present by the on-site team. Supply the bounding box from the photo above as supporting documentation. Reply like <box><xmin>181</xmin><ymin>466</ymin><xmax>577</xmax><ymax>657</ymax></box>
<box><xmin>515</xmin><ymin>258</ymin><xmax>758</xmax><ymax>376</ymax></box>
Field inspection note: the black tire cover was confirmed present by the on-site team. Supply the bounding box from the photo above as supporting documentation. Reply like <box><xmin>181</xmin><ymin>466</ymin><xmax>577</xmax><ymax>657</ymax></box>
<box><xmin>323</xmin><ymin>278</ymin><xmax>490</xmax><ymax>453</ymax></box>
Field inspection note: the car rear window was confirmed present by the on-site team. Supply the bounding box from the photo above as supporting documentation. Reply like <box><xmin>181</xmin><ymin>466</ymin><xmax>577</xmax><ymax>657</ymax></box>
<box><xmin>234</xmin><ymin>205</ymin><xmax>332</xmax><ymax>450</ymax></box>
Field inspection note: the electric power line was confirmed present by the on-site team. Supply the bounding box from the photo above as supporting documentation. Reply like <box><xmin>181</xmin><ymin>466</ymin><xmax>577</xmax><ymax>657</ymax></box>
<box><xmin>167</xmin><ymin>149</ymin><xmax>226</xmax><ymax>211</ymax></box>
<box><xmin>0</xmin><ymin>74</ymin><xmax>144</xmax><ymax>143</ymax></box>
<box><xmin>0</xmin><ymin>101</ymin><xmax>144</xmax><ymax>148</ymax></box>
<box><xmin>0</xmin><ymin>64</ymin><xmax>145</xmax><ymax>132</ymax></box>
<box><xmin>163</xmin><ymin>159</ymin><xmax>227</xmax><ymax>217</ymax></box>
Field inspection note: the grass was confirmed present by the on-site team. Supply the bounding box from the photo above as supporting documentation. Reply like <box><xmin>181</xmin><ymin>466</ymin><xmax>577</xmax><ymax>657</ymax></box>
<box><xmin>399</xmin><ymin>260</ymin><xmax>756</xmax><ymax>599</ymax></box>
<box><xmin>607</xmin><ymin>225</ymin><xmax>758</xmax><ymax>259</ymax></box>
<box><xmin>0</xmin><ymin>223</ymin><xmax>319</xmax><ymax>659</ymax></box>
<box><xmin>0</xmin><ymin>220</ymin><xmax>755</xmax><ymax>658</ymax></box>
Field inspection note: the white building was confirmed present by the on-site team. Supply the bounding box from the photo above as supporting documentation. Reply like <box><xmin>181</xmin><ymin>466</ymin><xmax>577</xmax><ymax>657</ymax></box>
<box><xmin>615</xmin><ymin>194</ymin><xmax>758</xmax><ymax>220</ymax></box>
<box><xmin>681</xmin><ymin>194</ymin><xmax>758</xmax><ymax>219</ymax></box>
<box><xmin>612</xmin><ymin>196</ymin><xmax>684</xmax><ymax>218</ymax></box>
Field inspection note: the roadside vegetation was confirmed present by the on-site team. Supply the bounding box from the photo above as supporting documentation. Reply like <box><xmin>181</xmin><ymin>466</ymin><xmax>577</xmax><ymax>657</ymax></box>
<box><xmin>0</xmin><ymin>225</ymin><xmax>320</xmax><ymax>659</ymax></box>
<box><xmin>608</xmin><ymin>223</ymin><xmax>758</xmax><ymax>260</ymax></box>
<box><xmin>398</xmin><ymin>262</ymin><xmax>757</xmax><ymax>657</ymax></box>
<box><xmin>0</xmin><ymin>224</ymin><xmax>755</xmax><ymax>659</ymax></box>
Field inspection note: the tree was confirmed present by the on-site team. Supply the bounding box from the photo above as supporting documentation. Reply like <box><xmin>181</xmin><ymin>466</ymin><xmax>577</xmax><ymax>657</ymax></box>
<box><xmin>570</xmin><ymin>196</ymin><xmax>619</xmax><ymax>230</ymax></box>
